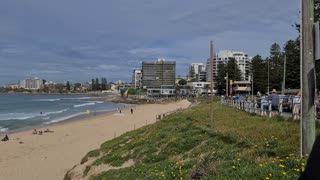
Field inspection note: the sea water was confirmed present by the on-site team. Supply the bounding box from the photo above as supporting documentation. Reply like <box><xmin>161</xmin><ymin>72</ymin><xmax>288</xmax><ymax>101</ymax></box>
<box><xmin>0</xmin><ymin>94</ymin><xmax>125</xmax><ymax>132</ymax></box>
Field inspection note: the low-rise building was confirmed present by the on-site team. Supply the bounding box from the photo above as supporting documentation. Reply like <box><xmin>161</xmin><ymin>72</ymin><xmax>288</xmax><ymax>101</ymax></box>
<box><xmin>233</xmin><ymin>81</ymin><xmax>251</xmax><ymax>95</ymax></box>
<box><xmin>187</xmin><ymin>82</ymin><xmax>216</xmax><ymax>95</ymax></box>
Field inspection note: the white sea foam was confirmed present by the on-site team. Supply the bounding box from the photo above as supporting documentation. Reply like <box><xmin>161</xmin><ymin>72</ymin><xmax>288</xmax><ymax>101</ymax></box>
<box><xmin>73</xmin><ymin>102</ymin><xmax>96</xmax><ymax>108</ymax></box>
<box><xmin>61</xmin><ymin>97</ymin><xmax>93</xmax><ymax>100</ymax></box>
<box><xmin>32</xmin><ymin>99</ymin><xmax>61</xmax><ymax>102</ymax></box>
<box><xmin>43</xmin><ymin>113</ymin><xmax>84</xmax><ymax>124</ymax></box>
<box><xmin>0</xmin><ymin>128</ymin><xmax>9</xmax><ymax>132</ymax></box>
<box><xmin>44</xmin><ymin>109</ymin><xmax>69</xmax><ymax>115</ymax></box>
<box><xmin>0</xmin><ymin>113</ymin><xmax>37</xmax><ymax>121</ymax></box>
<box><xmin>0</xmin><ymin>108</ymin><xmax>68</xmax><ymax>121</ymax></box>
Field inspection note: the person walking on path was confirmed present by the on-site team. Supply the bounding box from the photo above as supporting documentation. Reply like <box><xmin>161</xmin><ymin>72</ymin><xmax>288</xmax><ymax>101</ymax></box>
<box><xmin>131</xmin><ymin>108</ymin><xmax>133</xmax><ymax>114</ymax></box>
<box><xmin>293</xmin><ymin>91</ymin><xmax>301</xmax><ymax>119</ymax></box>
<box><xmin>269</xmin><ymin>89</ymin><xmax>279</xmax><ymax>111</ymax></box>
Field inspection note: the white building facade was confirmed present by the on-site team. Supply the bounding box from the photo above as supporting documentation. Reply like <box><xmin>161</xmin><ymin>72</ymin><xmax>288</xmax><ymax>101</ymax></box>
<box><xmin>19</xmin><ymin>78</ymin><xmax>43</xmax><ymax>89</ymax></box>
<box><xmin>189</xmin><ymin>63</ymin><xmax>207</xmax><ymax>82</ymax></box>
<box><xmin>206</xmin><ymin>50</ymin><xmax>251</xmax><ymax>87</ymax></box>
<box><xmin>132</xmin><ymin>69</ymin><xmax>142</xmax><ymax>89</ymax></box>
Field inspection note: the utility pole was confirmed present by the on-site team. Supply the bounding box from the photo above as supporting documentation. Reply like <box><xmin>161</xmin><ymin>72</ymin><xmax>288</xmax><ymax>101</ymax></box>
<box><xmin>251</xmin><ymin>73</ymin><xmax>254</xmax><ymax>100</ymax></box>
<box><xmin>225</xmin><ymin>72</ymin><xmax>228</xmax><ymax>97</ymax></box>
<box><xmin>210</xmin><ymin>40</ymin><xmax>214</xmax><ymax>129</ymax></box>
<box><xmin>301</xmin><ymin>0</ymin><xmax>316</xmax><ymax>155</ymax></box>
<box><xmin>282</xmin><ymin>55</ymin><xmax>286</xmax><ymax>95</ymax></box>
<box><xmin>267</xmin><ymin>59</ymin><xmax>270</xmax><ymax>94</ymax></box>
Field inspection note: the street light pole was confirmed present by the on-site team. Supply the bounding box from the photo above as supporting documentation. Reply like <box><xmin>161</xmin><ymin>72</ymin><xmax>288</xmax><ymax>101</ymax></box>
<box><xmin>267</xmin><ymin>59</ymin><xmax>270</xmax><ymax>94</ymax></box>
<box><xmin>282</xmin><ymin>55</ymin><xmax>286</xmax><ymax>95</ymax></box>
<box><xmin>210</xmin><ymin>40</ymin><xmax>214</xmax><ymax>129</ymax></box>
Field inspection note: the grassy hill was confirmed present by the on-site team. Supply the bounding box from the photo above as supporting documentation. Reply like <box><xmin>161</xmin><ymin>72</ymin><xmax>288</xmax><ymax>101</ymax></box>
<box><xmin>65</xmin><ymin>98</ymin><xmax>317</xmax><ymax>180</ymax></box>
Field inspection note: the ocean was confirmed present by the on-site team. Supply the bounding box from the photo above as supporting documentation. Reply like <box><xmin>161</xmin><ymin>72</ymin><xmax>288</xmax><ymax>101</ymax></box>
<box><xmin>0</xmin><ymin>94</ymin><xmax>126</xmax><ymax>133</ymax></box>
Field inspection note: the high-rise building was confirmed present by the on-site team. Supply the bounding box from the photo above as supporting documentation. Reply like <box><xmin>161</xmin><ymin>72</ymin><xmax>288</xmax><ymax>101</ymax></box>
<box><xmin>206</xmin><ymin>50</ymin><xmax>252</xmax><ymax>87</ymax></box>
<box><xmin>142</xmin><ymin>59</ymin><xmax>176</xmax><ymax>96</ymax></box>
<box><xmin>189</xmin><ymin>63</ymin><xmax>203</xmax><ymax>79</ymax></box>
<box><xmin>132</xmin><ymin>69</ymin><xmax>142</xmax><ymax>89</ymax></box>
<box><xmin>189</xmin><ymin>63</ymin><xmax>206</xmax><ymax>82</ymax></box>
<box><xmin>19</xmin><ymin>77</ymin><xmax>43</xmax><ymax>89</ymax></box>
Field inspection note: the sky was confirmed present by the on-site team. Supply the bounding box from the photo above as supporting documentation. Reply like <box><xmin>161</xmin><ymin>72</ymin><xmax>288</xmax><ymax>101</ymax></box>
<box><xmin>0</xmin><ymin>0</ymin><xmax>299</xmax><ymax>85</ymax></box>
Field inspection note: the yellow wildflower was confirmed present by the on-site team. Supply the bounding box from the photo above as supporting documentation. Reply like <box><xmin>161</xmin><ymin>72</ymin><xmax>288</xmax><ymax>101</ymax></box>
<box><xmin>282</xmin><ymin>172</ymin><xmax>287</xmax><ymax>175</ymax></box>
<box><xmin>279</xmin><ymin>164</ymin><xmax>285</xmax><ymax>168</ymax></box>
<box><xmin>266</xmin><ymin>177</ymin><xmax>270</xmax><ymax>180</ymax></box>
<box><xmin>232</xmin><ymin>166</ymin><xmax>236</xmax><ymax>169</ymax></box>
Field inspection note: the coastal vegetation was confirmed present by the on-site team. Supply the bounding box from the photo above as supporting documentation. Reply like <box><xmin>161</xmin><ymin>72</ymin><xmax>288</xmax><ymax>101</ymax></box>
<box><xmin>66</xmin><ymin>98</ymin><xmax>316</xmax><ymax>179</ymax></box>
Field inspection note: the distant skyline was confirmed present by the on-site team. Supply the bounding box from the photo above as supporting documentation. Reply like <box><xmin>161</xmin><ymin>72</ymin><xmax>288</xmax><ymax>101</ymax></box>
<box><xmin>0</xmin><ymin>0</ymin><xmax>299</xmax><ymax>85</ymax></box>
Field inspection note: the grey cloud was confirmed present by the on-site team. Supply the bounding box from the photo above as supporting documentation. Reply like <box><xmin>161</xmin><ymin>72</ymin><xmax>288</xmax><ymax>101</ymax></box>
<box><xmin>0</xmin><ymin>0</ymin><xmax>299</xmax><ymax>85</ymax></box>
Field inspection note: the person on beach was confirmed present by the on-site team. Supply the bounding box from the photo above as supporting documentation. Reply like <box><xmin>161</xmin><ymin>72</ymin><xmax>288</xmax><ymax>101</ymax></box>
<box><xmin>119</xmin><ymin>109</ymin><xmax>122</xmax><ymax>114</ymax></box>
<box><xmin>1</xmin><ymin>134</ymin><xmax>9</xmax><ymax>141</ymax></box>
<box><xmin>44</xmin><ymin>129</ymin><xmax>53</xmax><ymax>133</ymax></box>
<box><xmin>32</xmin><ymin>129</ymin><xmax>37</xmax><ymax>135</ymax></box>
<box><xmin>131</xmin><ymin>108</ymin><xmax>133</xmax><ymax>114</ymax></box>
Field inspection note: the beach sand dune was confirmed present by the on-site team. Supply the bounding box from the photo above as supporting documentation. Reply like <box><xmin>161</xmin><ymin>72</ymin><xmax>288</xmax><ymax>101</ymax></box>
<box><xmin>0</xmin><ymin>100</ymin><xmax>191</xmax><ymax>180</ymax></box>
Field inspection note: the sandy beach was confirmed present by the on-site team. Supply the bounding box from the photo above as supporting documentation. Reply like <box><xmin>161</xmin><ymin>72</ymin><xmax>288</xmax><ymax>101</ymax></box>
<box><xmin>0</xmin><ymin>100</ymin><xmax>191</xmax><ymax>180</ymax></box>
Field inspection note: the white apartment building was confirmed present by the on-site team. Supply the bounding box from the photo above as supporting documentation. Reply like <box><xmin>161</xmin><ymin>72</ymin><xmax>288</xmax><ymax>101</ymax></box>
<box><xmin>132</xmin><ymin>69</ymin><xmax>142</xmax><ymax>89</ymax></box>
<box><xmin>19</xmin><ymin>77</ymin><xmax>43</xmax><ymax>89</ymax></box>
<box><xmin>206</xmin><ymin>50</ymin><xmax>251</xmax><ymax>87</ymax></box>
<box><xmin>189</xmin><ymin>63</ymin><xmax>206</xmax><ymax>82</ymax></box>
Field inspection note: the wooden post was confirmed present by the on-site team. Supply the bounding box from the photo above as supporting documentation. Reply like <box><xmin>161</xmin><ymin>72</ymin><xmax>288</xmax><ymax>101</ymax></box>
<box><xmin>301</xmin><ymin>0</ymin><xmax>316</xmax><ymax>155</ymax></box>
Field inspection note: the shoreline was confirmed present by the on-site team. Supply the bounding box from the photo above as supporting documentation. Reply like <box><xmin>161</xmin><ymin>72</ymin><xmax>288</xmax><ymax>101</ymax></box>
<box><xmin>2</xmin><ymin>104</ymin><xmax>135</xmax><ymax>135</ymax></box>
<box><xmin>0</xmin><ymin>100</ymin><xmax>191</xmax><ymax>180</ymax></box>
<box><xmin>0</xmin><ymin>93</ymin><xmax>138</xmax><ymax>135</ymax></box>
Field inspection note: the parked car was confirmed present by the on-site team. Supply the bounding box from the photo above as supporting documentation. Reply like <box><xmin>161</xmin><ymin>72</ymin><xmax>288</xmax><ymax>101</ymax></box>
<box><xmin>281</xmin><ymin>95</ymin><xmax>294</xmax><ymax>112</ymax></box>
<box><xmin>315</xmin><ymin>97</ymin><xmax>320</xmax><ymax>119</ymax></box>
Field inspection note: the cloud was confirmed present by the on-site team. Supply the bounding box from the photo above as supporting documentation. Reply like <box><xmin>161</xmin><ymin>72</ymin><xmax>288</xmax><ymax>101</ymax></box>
<box><xmin>0</xmin><ymin>0</ymin><xmax>299</xmax><ymax>85</ymax></box>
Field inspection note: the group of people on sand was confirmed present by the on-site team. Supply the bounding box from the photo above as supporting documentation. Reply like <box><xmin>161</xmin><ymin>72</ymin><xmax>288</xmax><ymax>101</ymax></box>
<box><xmin>117</xmin><ymin>106</ymin><xmax>134</xmax><ymax>115</ymax></box>
<box><xmin>1</xmin><ymin>134</ymin><xmax>9</xmax><ymax>141</ymax></box>
<box><xmin>32</xmin><ymin>128</ymin><xmax>53</xmax><ymax>135</ymax></box>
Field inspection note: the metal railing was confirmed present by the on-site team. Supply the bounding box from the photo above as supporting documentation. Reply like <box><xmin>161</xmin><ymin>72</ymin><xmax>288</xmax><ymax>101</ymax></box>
<box><xmin>221</xmin><ymin>97</ymin><xmax>303</xmax><ymax>120</ymax></box>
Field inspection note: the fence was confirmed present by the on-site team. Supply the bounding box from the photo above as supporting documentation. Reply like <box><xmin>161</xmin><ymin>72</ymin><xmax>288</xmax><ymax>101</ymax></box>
<box><xmin>221</xmin><ymin>98</ymin><xmax>303</xmax><ymax>120</ymax></box>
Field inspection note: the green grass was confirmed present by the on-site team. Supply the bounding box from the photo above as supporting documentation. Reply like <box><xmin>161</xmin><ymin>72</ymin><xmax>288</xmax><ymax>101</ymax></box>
<box><xmin>74</xmin><ymin>98</ymin><xmax>317</xmax><ymax>179</ymax></box>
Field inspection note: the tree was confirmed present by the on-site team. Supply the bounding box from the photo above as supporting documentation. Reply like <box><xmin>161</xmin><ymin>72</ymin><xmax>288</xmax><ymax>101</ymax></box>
<box><xmin>101</xmin><ymin>78</ymin><xmax>107</xmax><ymax>90</ymax></box>
<box><xmin>284</xmin><ymin>39</ymin><xmax>300</xmax><ymax>89</ymax></box>
<box><xmin>95</xmin><ymin>78</ymin><xmax>100</xmax><ymax>91</ymax></box>
<box><xmin>269</xmin><ymin>43</ymin><xmax>284</xmax><ymax>91</ymax></box>
<box><xmin>66</xmin><ymin>81</ymin><xmax>70</xmax><ymax>91</ymax></box>
<box><xmin>178</xmin><ymin>79</ymin><xmax>187</xmax><ymax>86</ymax></box>
<box><xmin>251</xmin><ymin>55</ymin><xmax>268</xmax><ymax>94</ymax></box>
<box><xmin>91</xmin><ymin>79</ymin><xmax>96</xmax><ymax>91</ymax></box>
<box><xmin>225</xmin><ymin>58</ymin><xmax>242</xmax><ymax>81</ymax></box>
<box><xmin>216</xmin><ymin>62</ymin><xmax>227</xmax><ymax>94</ymax></box>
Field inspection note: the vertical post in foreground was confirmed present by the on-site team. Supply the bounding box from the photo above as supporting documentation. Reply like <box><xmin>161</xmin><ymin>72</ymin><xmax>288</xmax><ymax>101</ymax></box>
<box><xmin>210</xmin><ymin>40</ymin><xmax>214</xmax><ymax>128</ymax></box>
<box><xmin>301</xmin><ymin>0</ymin><xmax>316</xmax><ymax>155</ymax></box>
<box><xmin>282</xmin><ymin>55</ymin><xmax>286</xmax><ymax>95</ymax></box>
<box><xmin>226</xmin><ymin>72</ymin><xmax>228</xmax><ymax>97</ymax></box>
<box><xmin>251</xmin><ymin>73</ymin><xmax>254</xmax><ymax>100</ymax></box>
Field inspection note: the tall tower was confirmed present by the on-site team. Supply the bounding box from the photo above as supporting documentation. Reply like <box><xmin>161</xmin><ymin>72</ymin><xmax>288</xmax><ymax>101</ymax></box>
<box><xmin>210</xmin><ymin>40</ymin><xmax>214</xmax><ymax>95</ymax></box>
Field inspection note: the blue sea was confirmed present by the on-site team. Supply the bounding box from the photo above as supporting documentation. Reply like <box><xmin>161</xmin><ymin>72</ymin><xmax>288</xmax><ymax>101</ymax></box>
<box><xmin>0</xmin><ymin>94</ymin><xmax>126</xmax><ymax>132</ymax></box>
